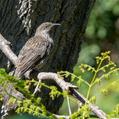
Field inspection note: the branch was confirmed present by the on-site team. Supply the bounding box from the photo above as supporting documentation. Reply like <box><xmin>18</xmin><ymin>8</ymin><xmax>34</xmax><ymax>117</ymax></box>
<box><xmin>70</xmin><ymin>89</ymin><xmax>107</xmax><ymax>119</ymax></box>
<box><xmin>0</xmin><ymin>33</ymin><xmax>107</xmax><ymax>119</ymax></box>
<box><xmin>0</xmin><ymin>34</ymin><xmax>17</xmax><ymax>65</ymax></box>
<box><xmin>35</xmin><ymin>72</ymin><xmax>77</xmax><ymax>92</ymax></box>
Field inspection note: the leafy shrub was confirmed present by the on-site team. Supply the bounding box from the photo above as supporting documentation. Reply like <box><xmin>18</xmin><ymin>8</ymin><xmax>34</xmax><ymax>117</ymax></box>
<box><xmin>0</xmin><ymin>51</ymin><xmax>119</xmax><ymax>118</ymax></box>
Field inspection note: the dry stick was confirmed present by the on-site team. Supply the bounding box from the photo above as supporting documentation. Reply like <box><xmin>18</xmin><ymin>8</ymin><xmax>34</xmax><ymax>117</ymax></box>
<box><xmin>0</xmin><ymin>33</ymin><xmax>107</xmax><ymax>119</ymax></box>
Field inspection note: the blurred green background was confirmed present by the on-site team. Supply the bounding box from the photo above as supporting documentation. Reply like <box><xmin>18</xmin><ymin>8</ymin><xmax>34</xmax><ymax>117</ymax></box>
<box><xmin>72</xmin><ymin>0</ymin><xmax>119</xmax><ymax>116</ymax></box>
<box><xmin>9</xmin><ymin>0</ymin><xmax>119</xmax><ymax>118</ymax></box>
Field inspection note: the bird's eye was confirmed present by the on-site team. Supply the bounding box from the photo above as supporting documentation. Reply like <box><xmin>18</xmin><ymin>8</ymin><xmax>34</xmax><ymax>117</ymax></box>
<box><xmin>46</xmin><ymin>24</ymin><xmax>50</xmax><ymax>28</ymax></box>
<box><xmin>46</xmin><ymin>26</ymin><xmax>48</xmax><ymax>29</ymax></box>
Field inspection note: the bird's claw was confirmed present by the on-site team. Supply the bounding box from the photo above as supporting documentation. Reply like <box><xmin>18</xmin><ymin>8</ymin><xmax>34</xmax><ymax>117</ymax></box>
<box><xmin>61</xmin><ymin>82</ymin><xmax>78</xmax><ymax>91</ymax></box>
<box><xmin>33</xmin><ymin>79</ymin><xmax>42</xmax><ymax>95</ymax></box>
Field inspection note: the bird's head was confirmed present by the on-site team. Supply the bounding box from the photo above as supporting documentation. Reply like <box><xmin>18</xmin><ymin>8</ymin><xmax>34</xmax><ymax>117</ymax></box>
<box><xmin>35</xmin><ymin>22</ymin><xmax>60</xmax><ymax>35</ymax></box>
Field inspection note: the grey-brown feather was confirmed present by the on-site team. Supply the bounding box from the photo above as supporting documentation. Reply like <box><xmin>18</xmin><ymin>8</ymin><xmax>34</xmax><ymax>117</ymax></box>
<box><xmin>14</xmin><ymin>35</ymin><xmax>53</xmax><ymax>78</ymax></box>
<box><xmin>14</xmin><ymin>22</ymin><xmax>60</xmax><ymax>78</ymax></box>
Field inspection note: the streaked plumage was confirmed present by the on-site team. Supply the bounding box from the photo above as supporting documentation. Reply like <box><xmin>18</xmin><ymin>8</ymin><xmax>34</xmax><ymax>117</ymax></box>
<box><xmin>14</xmin><ymin>22</ymin><xmax>60</xmax><ymax>78</ymax></box>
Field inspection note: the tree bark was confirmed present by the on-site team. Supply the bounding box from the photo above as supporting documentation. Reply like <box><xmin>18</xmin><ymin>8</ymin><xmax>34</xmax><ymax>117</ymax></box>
<box><xmin>0</xmin><ymin>0</ymin><xmax>95</xmax><ymax>113</ymax></box>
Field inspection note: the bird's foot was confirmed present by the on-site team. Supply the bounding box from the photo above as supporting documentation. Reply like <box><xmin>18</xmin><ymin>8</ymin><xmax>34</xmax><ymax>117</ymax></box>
<box><xmin>33</xmin><ymin>79</ymin><xmax>42</xmax><ymax>95</ymax></box>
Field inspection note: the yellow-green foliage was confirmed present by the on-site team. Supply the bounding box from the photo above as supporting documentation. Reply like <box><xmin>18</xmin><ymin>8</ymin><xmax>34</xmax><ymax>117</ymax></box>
<box><xmin>59</xmin><ymin>51</ymin><xmax>119</xmax><ymax>118</ymax></box>
<box><xmin>70</xmin><ymin>104</ymin><xmax>90</xmax><ymax>119</ymax></box>
<box><xmin>0</xmin><ymin>69</ymin><xmax>62</xmax><ymax>118</ymax></box>
<box><xmin>0</xmin><ymin>51</ymin><xmax>119</xmax><ymax>118</ymax></box>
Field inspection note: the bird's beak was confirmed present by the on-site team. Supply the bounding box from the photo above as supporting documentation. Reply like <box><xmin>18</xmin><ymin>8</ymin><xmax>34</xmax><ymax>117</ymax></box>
<box><xmin>52</xmin><ymin>23</ymin><xmax>61</xmax><ymax>26</ymax></box>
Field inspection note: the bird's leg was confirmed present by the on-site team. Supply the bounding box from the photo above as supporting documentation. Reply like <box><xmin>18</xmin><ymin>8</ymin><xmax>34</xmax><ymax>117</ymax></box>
<box><xmin>33</xmin><ymin>78</ymin><xmax>42</xmax><ymax>95</ymax></box>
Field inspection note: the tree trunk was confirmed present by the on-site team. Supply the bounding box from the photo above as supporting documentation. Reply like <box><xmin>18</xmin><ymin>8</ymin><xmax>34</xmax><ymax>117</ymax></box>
<box><xmin>0</xmin><ymin>0</ymin><xmax>95</xmax><ymax>113</ymax></box>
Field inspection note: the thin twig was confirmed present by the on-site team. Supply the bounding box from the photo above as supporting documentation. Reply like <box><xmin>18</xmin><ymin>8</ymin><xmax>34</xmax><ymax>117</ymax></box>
<box><xmin>67</xmin><ymin>96</ymin><xmax>72</xmax><ymax>116</ymax></box>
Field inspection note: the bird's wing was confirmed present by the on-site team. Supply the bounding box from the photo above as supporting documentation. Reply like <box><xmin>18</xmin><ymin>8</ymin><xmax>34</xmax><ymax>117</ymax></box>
<box><xmin>15</xmin><ymin>36</ymin><xmax>50</xmax><ymax>77</ymax></box>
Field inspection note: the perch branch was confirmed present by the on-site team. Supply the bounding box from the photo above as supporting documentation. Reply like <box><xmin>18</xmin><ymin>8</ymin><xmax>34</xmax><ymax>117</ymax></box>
<box><xmin>0</xmin><ymin>33</ymin><xmax>107</xmax><ymax>119</ymax></box>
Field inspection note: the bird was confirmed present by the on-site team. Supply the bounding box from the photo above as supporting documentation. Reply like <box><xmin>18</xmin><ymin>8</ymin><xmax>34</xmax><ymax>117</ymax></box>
<box><xmin>14</xmin><ymin>22</ymin><xmax>60</xmax><ymax>78</ymax></box>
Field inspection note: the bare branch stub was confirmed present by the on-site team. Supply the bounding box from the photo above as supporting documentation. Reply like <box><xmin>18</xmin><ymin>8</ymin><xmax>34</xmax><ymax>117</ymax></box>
<box><xmin>0</xmin><ymin>34</ymin><xmax>18</xmax><ymax>65</ymax></box>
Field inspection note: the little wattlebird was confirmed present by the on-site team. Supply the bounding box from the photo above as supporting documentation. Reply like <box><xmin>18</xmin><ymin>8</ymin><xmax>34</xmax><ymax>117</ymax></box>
<box><xmin>14</xmin><ymin>22</ymin><xmax>60</xmax><ymax>78</ymax></box>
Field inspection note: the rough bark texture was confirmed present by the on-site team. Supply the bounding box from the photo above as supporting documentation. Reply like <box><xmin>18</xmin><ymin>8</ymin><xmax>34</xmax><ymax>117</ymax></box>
<box><xmin>0</xmin><ymin>0</ymin><xmax>95</xmax><ymax>113</ymax></box>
